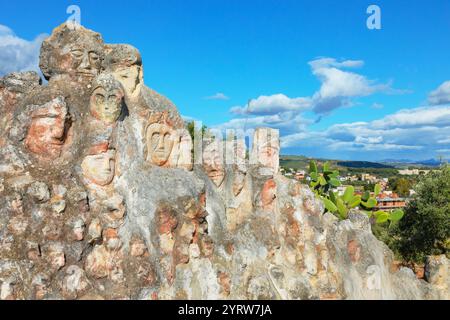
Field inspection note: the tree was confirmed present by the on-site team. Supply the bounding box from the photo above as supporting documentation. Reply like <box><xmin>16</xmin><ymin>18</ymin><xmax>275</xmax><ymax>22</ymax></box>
<box><xmin>393</xmin><ymin>165</ymin><xmax>450</xmax><ymax>263</ymax></box>
<box><xmin>186</xmin><ymin>120</ymin><xmax>208</xmax><ymax>143</ymax></box>
<box><xmin>364</xmin><ymin>182</ymin><xmax>376</xmax><ymax>192</ymax></box>
<box><xmin>390</xmin><ymin>177</ymin><xmax>414</xmax><ymax>197</ymax></box>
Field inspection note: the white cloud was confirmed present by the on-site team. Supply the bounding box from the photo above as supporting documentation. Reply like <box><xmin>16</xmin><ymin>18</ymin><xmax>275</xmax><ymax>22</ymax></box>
<box><xmin>308</xmin><ymin>57</ymin><xmax>365</xmax><ymax>70</ymax></box>
<box><xmin>372</xmin><ymin>103</ymin><xmax>384</xmax><ymax>109</ymax></box>
<box><xmin>330</xmin><ymin>141</ymin><xmax>423</xmax><ymax>152</ymax></box>
<box><xmin>281</xmin><ymin>105</ymin><xmax>450</xmax><ymax>157</ymax></box>
<box><xmin>181</xmin><ymin>114</ymin><xmax>200</xmax><ymax>122</ymax></box>
<box><xmin>0</xmin><ymin>24</ymin><xmax>47</xmax><ymax>76</ymax></box>
<box><xmin>437</xmin><ymin>138</ymin><xmax>450</xmax><ymax>144</ymax></box>
<box><xmin>230</xmin><ymin>94</ymin><xmax>312</xmax><ymax>115</ymax></box>
<box><xmin>204</xmin><ymin>93</ymin><xmax>230</xmax><ymax>101</ymax></box>
<box><xmin>309</xmin><ymin>57</ymin><xmax>391</xmax><ymax>114</ymax></box>
<box><xmin>215</xmin><ymin>111</ymin><xmax>311</xmax><ymax>135</ymax></box>
<box><xmin>371</xmin><ymin>106</ymin><xmax>450</xmax><ymax>129</ymax></box>
<box><xmin>311</xmin><ymin>60</ymin><xmax>376</xmax><ymax>98</ymax></box>
<box><xmin>228</xmin><ymin>57</ymin><xmax>398</xmax><ymax>117</ymax></box>
<box><xmin>428</xmin><ymin>81</ymin><xmax>450</xmax><ymax>105</ymax></box>
<box><xmin>216</xmin><ymin>57</ymin><xmax>443</xmax><ymax>160</ymax></box>
<box><xmin>354</xmin><ymin>136</ymin><xmax>383</xmax><ymax>144</ymax></box>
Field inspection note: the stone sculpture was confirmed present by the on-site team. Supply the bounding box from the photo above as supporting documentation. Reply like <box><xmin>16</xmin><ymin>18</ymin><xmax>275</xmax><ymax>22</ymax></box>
<box><xmin>143</xmin><ymin>111</ymin><xmax>192</xmax><ymax>169</ymax></box>
<box><xmin>230</xmin><ymin>138</ymin><xmax>247</xmax><ymax>196</ymax></box>
<box><xmin>0</xmin><ymin>22</ymin><xmax>447</xmax><ymax>301</ymax></box>
<box><xmin>89</xmin><ymin>74</ymin><xmax>125</xmax><ymax>124</ymax></box>
<box><xmin>81</xmin><ymin>144</ymin><xmax>116</xmax><ymax>186</ymax></box>
<box><xmin>24</xmin><ymin>97</ymin><xmax>71</xmax><ymax>161</ymax></box>
<box><xmin>39</xmin><ymin>24</ymin><xmax>104</xmax><ymax>82</ymax></box>
<box><xmin>260</xmin><ymin>179</ymin><xmax>277</xmax><ymax>212</ymax></box>
<box><xmin>104</xmin><ymin>44</ymin><xmax>143</xmax><ymax>101</ymax></box>
<box><xmin>145</xmin><ymin>122</ymin><xmax>176</xmax><ymax>167</ymax></box>
<box><xmin>176</xmin><ymin>130</ymin><xmax>194</xmax><ymax>171</ymax></box>
<box><xmin>203</xmin><ymin>140</ymin><xmax>225</xmax><ymax>187</ymax></box>
<box><xmin>251</xmin><ymin>127</ymin><xmax>280</xmax><ymax>175</ymax></box>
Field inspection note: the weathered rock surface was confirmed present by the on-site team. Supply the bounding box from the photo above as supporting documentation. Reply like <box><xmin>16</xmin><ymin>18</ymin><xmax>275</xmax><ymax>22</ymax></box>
<box><xmin>0</xmin><ymin>23</ymin><xmax>448</xmax><ymax>300</ymax></box>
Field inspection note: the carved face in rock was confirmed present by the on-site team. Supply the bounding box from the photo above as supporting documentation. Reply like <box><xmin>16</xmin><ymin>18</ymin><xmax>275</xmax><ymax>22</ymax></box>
<box><xmin>25</xmin><ymin>97</ymin><xmax>70</xmax><ymax>160</ymax></box>
<box><xmin>233</xmin><ymin>169</ymin><xmax>246</xmax><ymax>196</ymax></box>
<box><xmin>68</xmin><ymin>46</ymin><xmax>102</xmax><ymax>78</ymax></box>
<box><xmin>40</xmin><ymin>24</ymin><xmax>104</xmax><ymax>81</ymax></box>
<box><xmin>105</xmin><ymin>44</ymin><xmax>143</xmax><ymax>99</ymax></box>
<box><xmin>259</xmin><ymin>143</ymin><xmax>279</xmax><ymax>168</ymax></box>
<box><xmin>203</xmin><ymin>142</ymin><xmax>225</xmax><ymax>187</ymax></box>
<box><xmin>146</xmin><ymin>123</ymin><xmax>175</xmax><ymax>166</ymax></box>
<box><xmin>112</xmin><ymin>66</ymin><xmax>141</xmax><ymax>97</ymax></box>
<box><xmin>231</xmin><ymin>139</ymin><xmax>247</xmax><ymax>196</ymax></box>
<box><xmin>252</xmin><ymin>128</ymin><xmax>280</xmax><ymax>173</ymax></box>
<box><xmin>176</xmin><ymin>130</ymin><xmax>193</xmax><ymax>170</ymax></box>
<box><xmin>89</xmin><ymin>74</ymin><xmax>124</xmax><ymax>124</ymax></box>
<box><xmin>261</xmin><ymin>179</ymin><xmax>277</xmax><ymax>211</ymax></box>
<box><xmin>81</xmin><ymin>149</ymin><xmax>116</xmax><ymax>186</ymax></box>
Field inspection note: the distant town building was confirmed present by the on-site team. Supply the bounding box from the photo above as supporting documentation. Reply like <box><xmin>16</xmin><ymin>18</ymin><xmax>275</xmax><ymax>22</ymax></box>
<box><xmin>294</xmin><ymin>170</ymin><xmax>306</xmax><ymax>180</ymax></box>
<box><xmin>378</xmin><ymin>179</ymin><xmax>388</xmax><ymax>191</ymax></box>
<box><xmin>375</xmin><ymin>192</ymin><xmax>407</xmax><ymax>211</ymax></box>
<box><xmin>361</xmin><ymin>173</ymin><xmax>378</xmax><ymax>183</ymax></box>
<box><xmin>343</xmin><ymin>175</ymin><xmax>359</xmax><ymax>182</ymax></box>
<box><xmin>398</xmin><ymin>169</ymin><xmax>430</xmax><ymax>176</ymax></box>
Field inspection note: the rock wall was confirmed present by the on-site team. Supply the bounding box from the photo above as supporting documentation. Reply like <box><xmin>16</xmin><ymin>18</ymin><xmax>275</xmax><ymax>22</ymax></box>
<box><xmin>0</xmin><ymin>23</ymin><xmax>448</xmax><ymax>300</ymax></box>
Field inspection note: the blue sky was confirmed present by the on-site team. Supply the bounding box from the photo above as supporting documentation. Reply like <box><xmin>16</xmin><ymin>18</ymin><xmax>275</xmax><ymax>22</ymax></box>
<box><xmin>1</xmin><ymin>0</ymin><xmax>450</xmax><ymax>161</ymax></box>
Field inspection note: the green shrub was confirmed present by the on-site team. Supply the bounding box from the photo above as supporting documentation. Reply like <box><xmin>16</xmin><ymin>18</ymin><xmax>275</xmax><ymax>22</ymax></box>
<box><xmin>392</xmin><ymin>165</ymin><xmax>450</xmax><ymax>263</ymax></box>
<box><xmin>308</xmin><ymin>161</ymin><xmax>404</xmax><ymax>224</ymax></box>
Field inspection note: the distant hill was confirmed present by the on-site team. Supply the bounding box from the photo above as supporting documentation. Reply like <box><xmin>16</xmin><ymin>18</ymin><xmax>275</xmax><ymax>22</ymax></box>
<box><xmin>413</xmin><ymin>159</ymin><xmax>442</xmax><ymax>166</ymax></box>
<box><xmin>381</xmin><ymin>158</ymin><xmax>443</xmax><ymax>167</ymax></box>
<box><xmin>279</xmin><ymin>155</ymin><xmax>442</xmax><ymax>171</ymax></box>
<box><xmin>280</xmin><ymin>156</ymin><xmax>395</xmax><ymax>170</ymax></box>
<box><xmin>336</xmin><ymin>161</ymin><xmax>394</xmax><ymax>169</ymax></box>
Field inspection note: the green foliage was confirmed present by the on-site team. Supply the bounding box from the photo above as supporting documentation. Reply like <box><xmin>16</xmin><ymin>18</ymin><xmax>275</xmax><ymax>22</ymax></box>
<box><xmin>346</xmin><ymin>167</ymin><xmax>398</xmax><ymax>178</ymax></box>
<box><xmin>389</xmin><ymin>177</ymin><xmax>415</xmax><ymax>197</ymax></box>
<box><xmin>391</xmin><ymin>165</ymin><xmax>450</xmax><ymax>263</ymax></box>
<box><xmin>308</xmin><ymin>160</ymin><xmax>405</xmax><ymax>225</ymax></box>
<box><xmin>389</xmin><ymin>209</ymin><xmax>405</xmax><ymax>222</ymax></box>
<box><xmin>372</xmin><ymin>221</ymin><xmax>402</xmax><ymax>259</ymax></box>
<box><xmin>186</xmin><ymin>121</ymin><xmax>208</xmax><ymax>143</ymax></box>
<box><xmin>309</xmin><ymin>160</ymin><xmax>341</xmax><ymax>195</ymax></box>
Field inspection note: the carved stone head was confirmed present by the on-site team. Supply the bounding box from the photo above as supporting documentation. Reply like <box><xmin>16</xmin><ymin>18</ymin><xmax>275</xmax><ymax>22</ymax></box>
<box><xmin>260</xmin><ymin>179</ymin><xmax>277</xmax><ymax>211</ymax></box>
<box><xmin>145</xmin><ymin>122</ymin><xmax>175</xmax><ymax>166</ymax></box>
<box><xmin>176</xmin><ymin>130</ymin><xmax>193</xmax><ymax>170</ymax></box>
<box><xmin>203</xmin><ymin>141</ymin><xmax>225</xmax><ymax>187</ymax></box>
<box><xmin>39</xmin><ymin>23</ymin><xmax>104</xmax><ymax>81</ymax></box>
<box><xmin>81</xmin><ymin>143</ymin><xmax>116</xmax><ymax>186</ymax></box>
<box><xmin>104</xmin><ymin>44</ymin><xmax>143</xmax><ymax>99</ymax></box>
<box><xmin>231</xmin><ymin>139</ymin><xmax>247</xmax><ymax>196</ymax></box>
<box><xmin>251</xmin><ymin>128</ymin><xmax>280</xmax><ymax>174</ymax></box>
<box><xmin>89</xmin><ymin>74</ymin><xmax>125</xmax><ymax>124</ymax></box>
<box><xmin>25</xmin><ymin>97</ymin><xmax>70</xmax><ymax>160</ymax></box>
